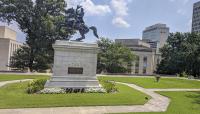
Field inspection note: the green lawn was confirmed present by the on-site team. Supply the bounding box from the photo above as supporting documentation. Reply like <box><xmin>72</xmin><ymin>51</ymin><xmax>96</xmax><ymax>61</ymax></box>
<box><xmin>0</xmin><ymin>74</ymin><xmax>49</xmax><ymax>81</ymax></box>
<box><xmin>0</xmin><ymin>81</ymin><xmax>150</xmax><ymax>108</ymax></box>
<box><xmin>116</xmin><ymin>91</ymin><xmax>200</xmax><ymax>114</ymax></box>
<box><xmin>99</xmin><ymin>76</ymin><xmax>200</xmax><ymax>89</ymax></box>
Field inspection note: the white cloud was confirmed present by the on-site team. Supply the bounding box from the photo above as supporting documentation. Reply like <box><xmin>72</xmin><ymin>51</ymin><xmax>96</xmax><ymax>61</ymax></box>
<box><xmin>169</xmin><ymin>0</ymin><xmax>189</xmax><ymax>5</ymax></box>
<box><xmin>187</xmin><ymin>19</ymin><xmax>192</xmax><ymax>31</ymax></box>
<box><xmin>67</xmin><ymin>0</ymin><xmax>111</xmax><ymax>16</ymax></box>
<box><xmin>183</xmin><ymin>0</ymin><xmax>189</xmax><ymax>5</ymax></box>
<box><xmin>67</xmin><ymin>0</ymin><xmax>131</xmax><ymax>28</ymax></box>
<box><xmin>111</xmin><ymin>0</ymin><xmax>129</xmax><ymax>16</ymax></box>
<box><xmin>81</xmin><ymin>0</ymin><xmax>111</xmax><ymax>16</ymax></box>
<box><xmin>169</xmin><ymin>0</ymin><xmax>175</xmax><ymax>2</ymax></box>
<box><xmin>110</xmin><ymin>0</ymin><xmax>131</xmax><ymax>28</ymax></box>
<box><xmin>177</xmin><ymin>9</ymin><xmax>186</xmax><ymax>15</ymax></box>
<box><xmin>112</xmin><ymin>17</ymin><xmax>130</xmax><ymax>28</ymax></box>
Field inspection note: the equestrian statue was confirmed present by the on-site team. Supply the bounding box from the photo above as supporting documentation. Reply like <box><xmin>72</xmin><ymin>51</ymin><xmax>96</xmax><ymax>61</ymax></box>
<box><xmin>64</xmin><ymin>5</ymin><xmax>99</xmax><ymax>41</ymax></box>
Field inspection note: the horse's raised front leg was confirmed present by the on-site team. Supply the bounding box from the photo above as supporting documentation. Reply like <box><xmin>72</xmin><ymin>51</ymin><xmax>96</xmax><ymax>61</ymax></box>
<box><xmin>76</xmin><ymin>31</ymin><xmax>85</xmax><ymax>41</ymax></box>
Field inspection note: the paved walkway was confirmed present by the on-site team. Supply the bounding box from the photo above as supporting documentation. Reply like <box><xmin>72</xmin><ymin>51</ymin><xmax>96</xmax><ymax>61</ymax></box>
<box><xmin>0</xmin><ymin>72</ymin><xmax>51</xmax><ymax>75</ymax></box>
<box><xmin>148</xmin><ymin>88</ymin><xmax>200</xmax><ymax>91</ymax></box>
<box><xmin>0</xmin><ymin>79</ymin><xmax>32</xmax><ymax>87</ymax></box>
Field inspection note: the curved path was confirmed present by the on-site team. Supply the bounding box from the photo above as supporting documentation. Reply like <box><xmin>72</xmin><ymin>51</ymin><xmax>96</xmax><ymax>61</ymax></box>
<box><xmin>0</xmin><ymin>80</ymin><xmax>170</xmax><ymax>114</ymax></box>
<box><xmin>0</xmin><ymin>79</ymin><xmax>32</xmax><ymax>87</ymax></box>
<box><xmin>148</xmin><ymin>88</ymin><xmax>200</xmax><ymax>91</ymax></box>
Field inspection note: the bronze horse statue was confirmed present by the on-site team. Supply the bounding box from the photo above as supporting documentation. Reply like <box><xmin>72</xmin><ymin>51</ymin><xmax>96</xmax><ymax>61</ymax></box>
<box><xmin>65</xmin><ymin>6</ymin><xmax>99</xmax><ymax>41</ymax></box>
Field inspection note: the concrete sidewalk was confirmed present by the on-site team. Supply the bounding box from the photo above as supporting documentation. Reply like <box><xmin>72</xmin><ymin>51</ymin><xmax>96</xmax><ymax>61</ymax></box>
<box><xmin>148</xmin><ymin>88</ymin><xmax>200</xmax><ymax>91</ymax></box>
<box><xmin>0</xmin><ymin>79</ymin><xmax>32</xmax><ymax>87</ymax></box>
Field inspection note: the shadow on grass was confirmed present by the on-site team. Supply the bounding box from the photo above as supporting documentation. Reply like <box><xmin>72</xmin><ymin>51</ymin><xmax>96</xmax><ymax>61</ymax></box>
<box><xmin>186</xmin><ymin>91</ymin><xmax>200</xmax><ymax>104</ymax></box>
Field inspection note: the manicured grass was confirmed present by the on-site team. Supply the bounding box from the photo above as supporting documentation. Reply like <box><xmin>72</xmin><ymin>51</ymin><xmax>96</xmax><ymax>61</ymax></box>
<box><xmin>0</xmin><ymin>81</ymin><xmax>150</xmax><ymax>108</ymax></box>
<box><xmin>99</xmin><ymin>76</ymin><xmax>200</xmax><ymax>89</ymax></box>
<box><xmin>116</xmin><ymin>91</ymin><xmax>200</xmax><ymax>114</ymax></box>
<box><xmin>0</xmin><ymin>74</ymin><xmax>49</xmax><ymax>81</ymax></box>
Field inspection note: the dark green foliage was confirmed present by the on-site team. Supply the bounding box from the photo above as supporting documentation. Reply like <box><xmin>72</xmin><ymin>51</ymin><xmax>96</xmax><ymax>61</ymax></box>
<box><xmin>10</xmin><ymin>46</ymin><xmax>30</xmax><ymax>71</ymax></box>
<box><xmin>0</xmin><ymin>0</ymin><xmax>68</xmax><ymax>71</ymax></box>
<box><xmin>97</xmin><ymin>38</ymin><xmax>135</xmax><ymax>73</ymax></box>
<box><xmin>157</xmin><ymin>32</ymin><xmax>200</xmax><ymax>77</ymax></box>
<box><xmin>27</xmin><ymin>79</ymin><xmax>47</xmax><ymax>94</ymax></box>
<box><xmin>155</xmin><ymin>76</ymin><xmax>161</xmax><ymax>82</ymax></box>
<box><xmin>177</xmin><ymin>72</ymin><xmax>188</xmax><ymax>78</ymax></box>
<box><xmin>101</xmin><ymin>80</ymin><xmax>117</xmax><ymax>93</ymax></box>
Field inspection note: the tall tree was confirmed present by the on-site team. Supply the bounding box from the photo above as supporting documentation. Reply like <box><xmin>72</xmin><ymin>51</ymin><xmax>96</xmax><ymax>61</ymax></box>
<box><xmin>97</xmin><ymin>38</ymin><xmax>135</xmax><ymax>73</ymax></box>
<box><xmin>0</xmin><ymin>0</ymin><xmax>90</xmax><ymax>71</ymax></box>
<box><xmin>157</xmin><ymin>32</ymin><xmax>200</xmax><ymax>77</ymax></box>
<box><xmin>185</xmin><ymin>33</ymin><xmax>200</xmax><ymax>77</ymax></box>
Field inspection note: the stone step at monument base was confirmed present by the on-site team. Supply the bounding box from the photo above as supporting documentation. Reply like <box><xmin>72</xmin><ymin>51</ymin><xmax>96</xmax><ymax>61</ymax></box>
<box><xmin>50</xmin><ymin>76</ymin><xmax>98</xmax><ymax>81</ymax></box>
<box><xmin>44</xmin><ymin>80</ymin><xmax>101</xmax><ymax>89</ymax></box>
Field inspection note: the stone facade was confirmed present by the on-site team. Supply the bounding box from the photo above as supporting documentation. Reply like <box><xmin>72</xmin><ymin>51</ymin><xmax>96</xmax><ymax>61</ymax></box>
<box><xmin>0</xmin><ymin>26</ymin><xmax>23</xmax><ymax>71</ymax></box>
<box><xmin>0</xmin><ymin>26</ymin><xmax>17</xmax><ymax>41</ymax></box>
<box><xmin>45</xmin><ymin>40</ymin><xmax>101</xmax><ymax>89</ymax></box>
<box><xmin>116</xmin><ymin>39</ymin><xmax>160</xmax><ymax>75</ymax></box>
<box><xmin>115</xmin><ymin>24</ymin><xmax>169</xmax><ymax>75</ymax></box>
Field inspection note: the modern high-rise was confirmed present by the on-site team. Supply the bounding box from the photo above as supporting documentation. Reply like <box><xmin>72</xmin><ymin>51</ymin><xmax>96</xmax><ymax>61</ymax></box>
<box><xmin>0</xmin><ymin>26</ymin><xmax>23</xmax><ymax>71</ymax></box>
<box><xmin>192</xmin><ymin>1</ymin><xmax>200</xmax><ymax>33</ymax></box>
<box><xmin>142</xmin><ymin>23</ymin><xmax>169</xmax><ymax>53</ymax></box>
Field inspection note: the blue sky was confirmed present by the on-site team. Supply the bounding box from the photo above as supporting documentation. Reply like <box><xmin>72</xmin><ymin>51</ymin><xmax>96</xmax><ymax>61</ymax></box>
<box><xmin>0</xmin><ymin>0</ymin><xmax>199</xmax><ymax>42</ymax></box>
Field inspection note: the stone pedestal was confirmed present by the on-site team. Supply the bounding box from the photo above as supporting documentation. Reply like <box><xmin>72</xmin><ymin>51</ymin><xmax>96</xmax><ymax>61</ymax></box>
<box><xmin>45</xmin><ymin>40</ymin><xmax>101</xmax><ymax>89</ymax></box>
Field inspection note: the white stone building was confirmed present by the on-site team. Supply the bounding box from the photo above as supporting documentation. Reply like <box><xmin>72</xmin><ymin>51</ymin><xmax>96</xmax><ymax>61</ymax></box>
<box><xmin>115</xmin><ymin>24</ymin><xmax>169</xmax><ymax>75</ymax></box>
<box><xmin>115</xmin><ymin>39</ymin><xmax>160</xmax><ymax>75</ymax></box>
<box><xmin>0</xmin><ymin>26</ymin><xmax>23</xmax><ymax>71</ymax></box>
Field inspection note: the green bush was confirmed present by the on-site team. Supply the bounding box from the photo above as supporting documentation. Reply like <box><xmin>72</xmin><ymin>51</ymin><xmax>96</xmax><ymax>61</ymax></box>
<box><xmin>155</xmin><ymin>75</ymin><xmax>161</xmax><ymax>82</ymax></box>
<box><xmin>27</xmin><ymin>79</ymin><xmax>47</xmax><ymax>94</ymax></box>
<box><xmin>101</xmin><ymin>80</ymin><xmax>117</xmax><ymax>93</ymax></box>
<box><xmin>177</xmin><ymin>72</ymin><xmax>188</xmax><ymax>78</ymax></box>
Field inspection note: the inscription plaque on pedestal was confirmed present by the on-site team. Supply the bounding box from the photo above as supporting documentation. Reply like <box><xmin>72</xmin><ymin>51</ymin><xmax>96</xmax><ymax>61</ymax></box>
<box><xmin>68</xmin><ymin>67</ymin><xmax>83</xmax><ymax>74</ymax></box>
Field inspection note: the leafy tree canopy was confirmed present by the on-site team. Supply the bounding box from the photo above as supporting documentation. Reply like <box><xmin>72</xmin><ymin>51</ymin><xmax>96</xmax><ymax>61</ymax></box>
<box><xmin>97</xmin><ymin>38</ymin><xmax>135</xmax><ymax>73</ymax></box>
<box><xmin>157</xmin><ymin>32</ymin><xmax>200</xmax><ymax>77</ymax></box>
<box><xmin>0</xmin><ymin>0</ymin><xmax>93</xmax><ymax>72</ymax></box>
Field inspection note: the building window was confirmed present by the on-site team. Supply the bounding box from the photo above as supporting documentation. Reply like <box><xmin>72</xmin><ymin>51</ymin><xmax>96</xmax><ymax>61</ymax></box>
<box><xmin>135</xmin><ymin>56</ymin><xmax>139</xmax><ymax>74</ymax></box>
<box><xmin>143</xmin><ymin>56</ymin><xmax>147</xmax><ymax>74</ymax></box>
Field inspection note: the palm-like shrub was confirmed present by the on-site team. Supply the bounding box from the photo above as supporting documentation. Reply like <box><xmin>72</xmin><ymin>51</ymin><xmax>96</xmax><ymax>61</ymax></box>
<box><xmin>101</xmin><ymin>80</ymin><xmax>117</xmax><ymax>93</ymax></box>
<box><xmin>27</xmin><ymin>79</ymin><xmax>46</xmax><ymax>94</ymax></box>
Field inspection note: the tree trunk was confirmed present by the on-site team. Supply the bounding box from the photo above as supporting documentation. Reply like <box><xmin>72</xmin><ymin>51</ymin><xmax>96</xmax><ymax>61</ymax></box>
<box><xmin>29</xmin><ymin>48</ymin><xmax>34</xmax><ymax>72</ymax></box>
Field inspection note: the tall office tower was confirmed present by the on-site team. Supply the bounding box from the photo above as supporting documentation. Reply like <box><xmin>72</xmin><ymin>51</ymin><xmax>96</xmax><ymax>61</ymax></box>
<box><xmin>192</xmin><ymin>1</ymin><xmax>200</xmax><ymax>33</ymax></box>
<box><xmin>142</xmin><ymin>23</ymin><xmax>169</xmax><ymax>52</ymax></box>
<box><xmin>0</xmin><ymin>26</ymin><xmax>23</xmax><ymax>71</ymax></box>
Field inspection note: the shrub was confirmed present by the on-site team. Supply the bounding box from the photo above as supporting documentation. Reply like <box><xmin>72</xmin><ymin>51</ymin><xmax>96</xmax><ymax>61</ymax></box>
<box><xmin>177</xmin><ymin>71</ymin><xmax>188</xmax><ymax>78</ymax></box>
<box><xmin>27</xmin><ymin>79</ymin><xmax>47</xmax><ymax>94</ymax></box>
<box><xmin>155</xmin><ymin>75</ymin><xmax>161</xmax><ymax>82</ymax></box>
<box><xmin>101</xmin><ymin>80</ymin><xmax>117</xmax><ymax>93</ymax></box>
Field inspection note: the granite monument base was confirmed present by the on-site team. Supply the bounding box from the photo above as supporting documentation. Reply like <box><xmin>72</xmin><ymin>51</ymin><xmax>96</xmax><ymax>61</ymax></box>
<box><xmin>45</xmin><ymin>40</ymin><xmax>101</xmax><ymax>89</ymax></box>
